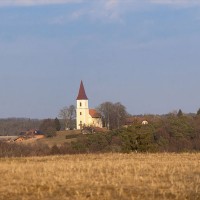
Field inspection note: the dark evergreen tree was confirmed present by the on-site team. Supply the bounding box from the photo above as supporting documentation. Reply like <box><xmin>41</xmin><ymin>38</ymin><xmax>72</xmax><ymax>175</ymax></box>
<box><xmin>54</xmin><ymin>118</ymin><xmax>61</xmax><ymax>131</ymax></box>
<box><xmin>197</xmin><ymin>108</ymin><xmax>200</xmax><ymax>115</ymax></box>
<box><xmin>177</xmin><ymin>109</ymin><xmax>183</xmax><ymax>117</ymax></box>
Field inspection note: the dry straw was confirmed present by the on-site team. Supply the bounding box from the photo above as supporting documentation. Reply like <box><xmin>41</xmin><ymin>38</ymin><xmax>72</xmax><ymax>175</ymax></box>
<box><xmin>0</xmin><ymin>153</ymin><xmax>199</xmax><ymax>200</ymax></box>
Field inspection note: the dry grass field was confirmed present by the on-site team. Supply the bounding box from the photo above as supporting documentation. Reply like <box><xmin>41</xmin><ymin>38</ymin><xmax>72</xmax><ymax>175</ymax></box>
<box><xmin>39</xmin><ymin>130</ymin><xmax>81</xmax><ymax>147</ymax></box>
<box><xmin>0</xmin><ymin>153</ymin><xmax>199</xmax><ymax>200</ymax></box>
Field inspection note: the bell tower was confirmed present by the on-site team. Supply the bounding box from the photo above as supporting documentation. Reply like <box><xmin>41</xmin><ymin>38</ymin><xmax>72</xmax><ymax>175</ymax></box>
<box><xmin>76</xmin><ymin>81</ymin><xmax>89</xmax><ymax>129</ymax></box>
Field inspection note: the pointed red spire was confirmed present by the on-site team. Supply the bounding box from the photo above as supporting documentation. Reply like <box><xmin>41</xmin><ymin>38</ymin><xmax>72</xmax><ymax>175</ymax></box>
<box><xmin>76</xmin><ymin>81</ymin><xmax>88</xmax><ymax>100</ymax></box>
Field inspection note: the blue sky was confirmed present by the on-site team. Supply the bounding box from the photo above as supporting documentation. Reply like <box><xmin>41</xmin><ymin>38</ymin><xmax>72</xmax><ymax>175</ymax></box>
<box><xmin>0</xmin><ymin>0</ymin><xmax>200</xmax><ymax>118</ymax></box>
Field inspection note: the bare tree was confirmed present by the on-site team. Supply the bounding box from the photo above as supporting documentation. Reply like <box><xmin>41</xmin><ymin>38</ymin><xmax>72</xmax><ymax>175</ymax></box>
<box><xmin>97</xmin><ymin>102</ymin><xmax>127</xmax><ymax>130</ymax></box>
<box><xmin>114</xmin><ymin>102</ymin><xmax>127</xmax><ymax>129</ymax></box>
<box><xmin>97</xmin><ymin>102</ymin><xmax>112</xmax><ymax>129</ymax></box>
<box><xmin>59</xmin><ymin>105</ymin><xmax>76</xmax><ymax>130</ymax></box>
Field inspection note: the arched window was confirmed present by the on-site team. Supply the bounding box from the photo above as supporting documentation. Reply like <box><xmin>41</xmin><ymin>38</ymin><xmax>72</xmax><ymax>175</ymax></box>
<box><xmin>80</xmin><ymin>102</ymin><xmax>82</xmax><ymax>107</ymax></box>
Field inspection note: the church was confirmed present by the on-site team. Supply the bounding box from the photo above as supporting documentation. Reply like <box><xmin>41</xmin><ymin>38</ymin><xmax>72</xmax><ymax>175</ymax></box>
<box><xmin>76</xmin><ymin>81</ymin><xmax>103</xmax><ymax>130</ymax></box>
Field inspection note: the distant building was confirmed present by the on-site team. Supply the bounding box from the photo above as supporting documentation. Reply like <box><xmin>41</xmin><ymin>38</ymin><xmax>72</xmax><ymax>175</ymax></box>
<box><xmin>76</xmin><ymin>81</ymin><xmax>102</xmax><ymax>130</ymax></box>
<box><xmin>142</xmin><ymin>120</ymin><xmax>148</xmax><ymax>125</ymax></box>
<box><xmin>18</xmin><ymin>129</ymin><xmax>45</xmax><ymax>140</ymax></box>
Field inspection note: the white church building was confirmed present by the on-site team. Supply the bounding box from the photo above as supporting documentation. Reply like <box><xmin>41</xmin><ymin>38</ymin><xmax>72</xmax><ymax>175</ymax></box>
<box><xmin>76</xmin><ymin>81</ymin><xmax>103</xmax><ymax>130</ymax></box>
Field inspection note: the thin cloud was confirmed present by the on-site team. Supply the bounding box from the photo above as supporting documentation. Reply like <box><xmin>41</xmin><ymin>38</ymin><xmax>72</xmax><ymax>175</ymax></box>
<box><xmin>0</xmin><ymin>0</ymin><xmax>200</xmax><ymax>7</ymax></box>
<box><xmin>150</xmin><ymin>0</ymin><xmax>200</xmax><ymax>6</ymax></box>
<box><xmin>6</xmin><ymin>0</ymin><xmax>199</xmax><ymax>25</ymax></box>
<box><xmin>50</xmin><ymin>0</ymin><xmax>124</xmax><ymax>24</ymax></box>
<box><xmin>67</xmin><ymin>0</ymin><xmax>126</xmax><ymax>23</ymax></box>
<box><xmin>0</xmin><ymin>0</ymin><xmax>82</xmax><ymax>7</ymax></box>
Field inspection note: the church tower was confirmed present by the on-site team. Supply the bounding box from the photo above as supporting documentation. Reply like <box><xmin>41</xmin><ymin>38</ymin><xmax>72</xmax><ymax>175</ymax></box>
<box><xmin>76</xmin><ymin>81</ymin><xmax>89</xmax><ymax>129</ymax></box>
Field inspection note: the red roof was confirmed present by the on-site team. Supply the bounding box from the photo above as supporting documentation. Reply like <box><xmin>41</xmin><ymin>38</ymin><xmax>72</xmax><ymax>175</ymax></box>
<box><xmin>76</xmin><ymin>80</ymin><xmax>88</xmax><ymax>100</ymax></box>
<box><xmin>89</xmin><ymin>109</ymin><xmax>101</xmax><ymax>118</ymax></box>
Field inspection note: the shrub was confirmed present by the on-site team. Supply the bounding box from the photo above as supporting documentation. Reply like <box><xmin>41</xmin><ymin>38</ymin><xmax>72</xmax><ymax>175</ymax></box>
<box><xmin>0</xmin><ymin>141</ymin><xmax>50</xmax><ymax>157</ymax></box>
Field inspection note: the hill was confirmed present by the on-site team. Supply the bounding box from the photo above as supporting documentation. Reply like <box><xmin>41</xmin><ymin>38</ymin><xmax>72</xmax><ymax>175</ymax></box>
<box><xmin>40</xmin><ymin>130</ymin><xmax>81</xmax><ymax>147</ymax></box>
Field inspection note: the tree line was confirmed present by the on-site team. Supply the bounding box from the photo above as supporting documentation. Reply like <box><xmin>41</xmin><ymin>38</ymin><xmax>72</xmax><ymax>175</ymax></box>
<box><xmin>1</xmin><ymin>109</ymin><xmax>200</xmax><ymax>157</ymax></box>
<box><xmin>1</xmin><ymin>101</ymin><xmax>200</xmax><ymax>148</ymax></box>
<box><xmin>0</xmin><ymin>118</ymin><xmax>41</xmax><ymax>136</ymax></box>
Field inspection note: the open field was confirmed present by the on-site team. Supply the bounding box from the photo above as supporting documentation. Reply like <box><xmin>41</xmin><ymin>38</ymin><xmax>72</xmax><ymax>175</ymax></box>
<box><xmin>39</xmin><ymin>130</ymin><xmax>81</xmax><ymax>147</ymax></box>
<box><xmin>0</xmin><ymin>153</ymin><xmax>199</xmax><ymax>200</ymax></box>
<box><xmin>0</xmin><ymin>130</ymin><xmax>81</xmax><ymax>146</ymax></box>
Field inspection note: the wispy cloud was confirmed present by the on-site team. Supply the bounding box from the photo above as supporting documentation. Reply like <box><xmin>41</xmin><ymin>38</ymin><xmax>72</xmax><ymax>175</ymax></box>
<box><xmin>67</xmin><ymin>0</ymin><xmax>132</xmax><ymax>23</ymax></box>
<box><xmin>50</xmin><ymin>0</ymin><xmax>124</xmax><ymax>24</ymax></box>
<box><xmin>150</xmin><ymin>0</ymin><xmax>200</xmax><ymax>6</ymax></box>
<box><xmin>3</xmin><ymin>0</ymin><xmax>200</xmax><ymax>25</ymax></box>
<box><xmin>0</xmin><ymin>0</ymin><xmax>82</xmax><ymax>7</ymax></box>
<box><xmin>97</xmin><ymin>0</ymin><xmax>200</xmax><ymax>21</ymax></box>
<box><xmin>0</xmin><ymin>0</ymin><xmax>200</xmax><ymax>7</ymax></box>
<box><xmin>68</xmin><ymin>0</ymin><xmax>200</xmax><ymax>23</ymax></box>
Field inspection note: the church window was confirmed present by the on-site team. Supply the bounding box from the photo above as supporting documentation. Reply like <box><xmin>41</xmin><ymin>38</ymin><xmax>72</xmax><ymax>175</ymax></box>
<box><xmin>80</xmin><ymin>102</ymin><xmax>82</xmax><ymax>107</ymax></box>
<box><xmin>80</xmin><ymin>112</ymin><xmax>82</xmax><ymax>115</ymax></box>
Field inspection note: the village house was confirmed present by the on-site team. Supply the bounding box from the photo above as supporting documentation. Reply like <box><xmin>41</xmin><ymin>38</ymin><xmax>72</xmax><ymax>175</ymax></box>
<box><xmin>18</xmin><ymin>129</ymin><xmax>45</xmax><ymax>140</ymax></box>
